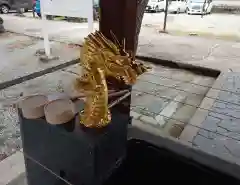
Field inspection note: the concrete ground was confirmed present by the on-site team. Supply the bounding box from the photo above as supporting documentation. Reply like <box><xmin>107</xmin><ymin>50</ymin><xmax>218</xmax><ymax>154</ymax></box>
<box><xmin>10</xmin><ymin>11</ymin><xmax>240</xmax><ymax>40</ymax></box>
<box><xmin>3</xmin><ymin>12</ymin><xmax>240</xmax><ymax>43</ymax></box>
<box><xmin>1</xmin><ymin>13</ymin><xmax>240</xmax><ymax>185</ymax></box>
<box><xmin>138</xmin><ymin>27</ymin><xmax>240</xmax><ymax>71</ymax></box>
<box><xmin>0</xmin><ymin>32</ymin><xmax>79</xmax><ymax>84</ymax></box>
<box><xmin>143</xmin><ymin>12</ymin><xmax>240</xmax><ymax>38</ymax></box>
<box><xmin>1</xmin><ymin>14</ymin><xmax>99</xmax><ymax>44</ymax></box>
<box><xmin>2</xmin><ymin>13</ymin><xmax>240</xmax><ymax>72</ymax></box>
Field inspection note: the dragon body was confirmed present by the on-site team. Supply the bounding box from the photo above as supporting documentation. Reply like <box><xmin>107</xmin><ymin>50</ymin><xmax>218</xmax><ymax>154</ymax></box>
<box><xmin>75</xmin><ymin>31</ymin><xmax>149</xmax><ymax>128</ymax></box>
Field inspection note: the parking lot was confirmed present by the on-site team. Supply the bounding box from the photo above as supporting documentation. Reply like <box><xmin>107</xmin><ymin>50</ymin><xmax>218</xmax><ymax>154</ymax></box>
<box><xmin>142</xmin><ymin>12</ymin><xmax>240</xmax><ymax>39</ymax></box>
<box><xmin>18</xmin><ymin>10</ymin><xmax>240</xmax><ymax>40</ymax></box>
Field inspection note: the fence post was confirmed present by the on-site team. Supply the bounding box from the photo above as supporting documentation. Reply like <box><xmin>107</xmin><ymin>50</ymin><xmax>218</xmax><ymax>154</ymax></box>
<box><xmin>163</xmin><ymin>0</ymin><xmax>169</xmax><ymax>32</ymax></box>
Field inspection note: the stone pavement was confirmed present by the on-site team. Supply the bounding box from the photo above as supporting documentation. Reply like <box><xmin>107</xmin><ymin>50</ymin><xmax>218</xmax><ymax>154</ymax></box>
<box><xmin>180</xmin><ymin>72</ymin><xmax>240</xmax><ymax>165</ymax></box>
<box><xmin>131</xmin><ymin>61</ymin><xmax>215</xmax><ymax>138</ymax></box>
<box><xmin>0</xmin><ymin>62</ymin><xmax>215</xmax><ymax>185</ymax></box>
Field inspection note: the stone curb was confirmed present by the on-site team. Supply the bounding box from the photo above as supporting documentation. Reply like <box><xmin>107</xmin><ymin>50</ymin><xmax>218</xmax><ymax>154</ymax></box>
<box><xmin>0</xmin><ymin>151</ymin><xmax>25</xmax><ymax>185</ymax></box>
<box><xmin>0</xmin><ymin>58</ymin><xmax>79</xmax><ymax>91</ymax></box>
<box><xmin>179</xmin><ymin>72</ymin><xmax>226</xmax><ymax>143</ymax></box>
<box><xmin>135</xmin><ymin>55</ymin><xmax>220</xmax><ymax>78</ymax></box>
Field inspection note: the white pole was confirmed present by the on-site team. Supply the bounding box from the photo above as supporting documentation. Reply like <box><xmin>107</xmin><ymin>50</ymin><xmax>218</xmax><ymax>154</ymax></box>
<box><xmin>40</xmin><ymin>0</ymin><xmax>51</xmax><ymax>57</ymax></box>
<box><xmin>87</xmin><ymin>0</ymin><xmax>94</xmax><ymax>33</ymax></box>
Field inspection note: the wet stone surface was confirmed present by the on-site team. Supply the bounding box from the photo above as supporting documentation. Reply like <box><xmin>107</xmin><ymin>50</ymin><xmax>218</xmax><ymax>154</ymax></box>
<box><xmin>0</xmin><ymin>60</ymin><xmax>215</xmax><ymax>161</ymax></box>
<box><xmin>131</xmin><ymin>62</ymin><xmax>215</xmax><ymax>137</ymax></box>
<box><xmin>193</xmin><ymin>72</ymin><xmax>240</xmax><ymax>164</ymax></box>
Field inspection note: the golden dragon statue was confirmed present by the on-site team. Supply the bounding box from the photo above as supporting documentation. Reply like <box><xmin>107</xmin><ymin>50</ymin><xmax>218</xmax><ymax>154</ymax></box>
<box><xmin>74</xmin><ymin>31</ymin><xmax>150</xmax><ymax>128</ymax></box>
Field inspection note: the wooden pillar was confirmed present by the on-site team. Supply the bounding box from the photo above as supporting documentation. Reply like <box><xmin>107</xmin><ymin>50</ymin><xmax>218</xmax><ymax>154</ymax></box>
<box><xmin>99</xmin><ymin>0</ymin><xmax>138</xmax><ymax>54</ymax></box>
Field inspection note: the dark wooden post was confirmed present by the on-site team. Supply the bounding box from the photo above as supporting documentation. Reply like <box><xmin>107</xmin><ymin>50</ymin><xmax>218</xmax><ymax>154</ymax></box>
<box><xmin>99</xmin><ymin>0</ymin><xmax>138</xmax><ymax>54</ymax></box>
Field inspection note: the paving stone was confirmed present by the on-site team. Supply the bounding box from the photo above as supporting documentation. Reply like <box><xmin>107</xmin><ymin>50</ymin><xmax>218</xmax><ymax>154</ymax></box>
<box><xmin>146</xmin><ymin>66</ymin><xmax>196</xmax><ymax>83</ymax></box>
<box><xmin>217</xmin><ymin>91</ymin><xmax>240</xmax><ymax>104</ymax></box>
<box><xmin>216</xmin><ymin>126</ymin><xmax>228</xmax><ymax>134</ymax></box>
<box><xmin>200</xmin><ymin>97</ymin><xmax>216</xmax><ymax>110</ymax></box>
<box><xmin>166</xmin><ymin>120</ymin><xmax>185</xmax><ymax>138</ymax></box>
<box><xmin>184</xmin><ymin>93</ymin><xmax>205</xmax><ymax>106</ymax></box>
<box><xmin>188</xmin><ymin>109</ymin><xmax>208</xmax><ymax>127</ymax></box>
<box><xmin>222</xmin><ymin>73</ymin><xmax>240</xmax><ymax>93</ymax></box>
<box><xmin>138</xmin><ymin>74</ymin><xmax>181</xmax><ymax>87</ymax></box>
<box><xmin>216</xmin><ymin>127</ymin><xmax>240</xmax><ymax>140</ymax></box>
<box><xmin>160</xmin><ymin>95</ymin><xmax>185</xmax><ymax>116</ymax></box>
<box><xmin>179</xmin><ymin>82</ymin><xmax>209</xmax><ymax>95</ymax></box>
<box><xmin>201</xmin><ymin>116</ymin><xmax>221</xmax><ymax>132</ymax></box>
<box><xmin>206</xmin><ymin>88</ymin><xmax>220</xmax><ymax>99</ymax></box>
<box><xmin>213</xmin><ymin>101</ymin><xmax>240</xmax><ymax>119</ymax></box>
<box><xmin>197</xmin><ymin>76</ymin><xmax>215</xmax><ymax>87</ymax></box>
<box><xmin>196</xmin><ymin>104</ymin><xmax>240</xmax><ymax>159</ymax></box>
<box><xmin>198</xmin><ymin>128</ymin><xmax>218</xmax><ymax>139</ymax></box>
<box><xmin>131</xmin><ymin>119</ymin><xmax>164</xmax><ymax>136</ymax></box>
<box><xmin>172</xmin><ymin>104</ymin><xmax>197</xmax><ymax>123</ymax></box>
<box><xmin>131</xmin><ymin>92</ymin><xmax>170</xmax><ymax>114</ymax></box>
<box><xmin>208</xmin><ymin>111</ymin><xmax>232</xmax><ymax>120</ymax></box>
<box><xmin>179</xmin><ymin>125</ymin><xmax>199</xmax><ymax>142</ymax></box>
<box><xmin>157</xmin><ymin>88</ymin><xmax>182</xmax><ymax>100</ymax></box>
<box><xmin>223</xmin><ymin>139</ymin><xmax>240</xmax><ymax>158</ymax></box>
<box><xmin>193</xmin><ymin>135</ymin><xmax>231</xmax><ymax>158</ymax></box>
<box><xmin>169</xmin><ymin>71</ymin><xmax>196</xmax><ymax>83</ymax></box>
<box><xmin>139</xmin><ymin>115</ymin><xmax>158</xmax><ymax>126</ymax></box>
<box><xmin>218</xmin><ymin>119</ymin><xmax>240</xmax><ymax>133</ymax></box>
<box><xmin>155</xmin><ymin>94</ymin><xmax>186</xmax><ymax>127</ymax></box>
<box><xmin>130</xmin><ymin>111</ymin><xmax>141</xmax><ymax>120</ymax></box>
<box><xmin>154</xmin><ymin>115</ymin><xmax>169</xmax><ymax>127</ymax></box>
<box><xmin>131</xmin><ymin>106</ymin><xmax>157</xmax><ymax>117</ymax></box>
<box><xmin>133</xmin><ymin>81</ymin><xmax>166</xmax><ymax>94</ymax></box>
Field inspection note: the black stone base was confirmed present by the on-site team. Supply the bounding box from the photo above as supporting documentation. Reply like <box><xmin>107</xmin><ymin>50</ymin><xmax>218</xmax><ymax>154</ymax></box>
<box><xmin>20</xmin><ymin>100</ymin><xmax>129</xmax><ymax>185</ymax></box>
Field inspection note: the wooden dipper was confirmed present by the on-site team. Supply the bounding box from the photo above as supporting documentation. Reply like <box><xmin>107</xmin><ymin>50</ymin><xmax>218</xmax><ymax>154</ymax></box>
<box><xmin>44</xmin><ymin>99</ymin><xmax>75</xmax><ymax>125</ymax></box>
<box><xmin>20</xmin><ymin>95</ymin><xmax>48</xmax><ymax>119</ymax></box>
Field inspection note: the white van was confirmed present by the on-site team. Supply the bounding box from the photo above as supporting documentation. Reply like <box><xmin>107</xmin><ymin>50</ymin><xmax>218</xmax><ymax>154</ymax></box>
<box><xmin>146</xmin><ymin>0</ymin><xmax>165</xmax><ymax>12</ymax></box>
<box><xmin>186</xmin><ymin>0</ymin><xmax>213</xmax><ymax>14</ymax></box>
<box><xmin>168</xmin><ymin>0</ymin><xmax>187</xmax><ymax>13</ymax></box>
